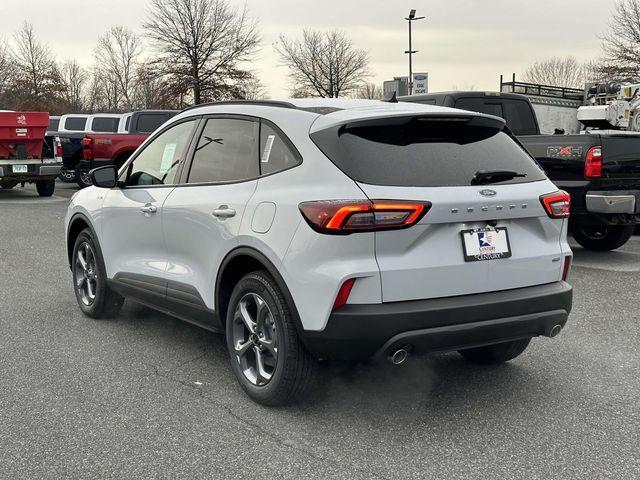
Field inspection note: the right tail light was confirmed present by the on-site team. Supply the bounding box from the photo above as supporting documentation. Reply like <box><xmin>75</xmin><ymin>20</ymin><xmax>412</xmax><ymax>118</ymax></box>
<box><xmin>540</xmin><ymin>191</ymin><xmax>571</xmax><ymax>219</ymax></box>
<box><xmin>585</xmin><ymin>146</ymin><xmax>602</xmax><ymax>179</ymax></box>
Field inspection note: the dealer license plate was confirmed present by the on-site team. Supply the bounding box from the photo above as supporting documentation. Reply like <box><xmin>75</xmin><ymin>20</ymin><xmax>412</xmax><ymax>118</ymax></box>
<box><xmin>461</xmin><ymin>227</ymin><xmax>511</xmax><ymax>262</ymax></box>
<box><xmin>12</xmin><ymin>165</ymin><xmax>28</xmax><ymax>173</ymax></box>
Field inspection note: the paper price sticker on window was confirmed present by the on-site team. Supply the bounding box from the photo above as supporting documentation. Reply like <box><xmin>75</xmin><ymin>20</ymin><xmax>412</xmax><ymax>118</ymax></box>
<box><xmin>160</xmin><ymin>143</ymin><xmax>178</xmax><ymax>173</ymax></box>
<box><xmin>261</xmin><ymin>135</ymin><xmax>275</xmax><ymax>163</ymax></box>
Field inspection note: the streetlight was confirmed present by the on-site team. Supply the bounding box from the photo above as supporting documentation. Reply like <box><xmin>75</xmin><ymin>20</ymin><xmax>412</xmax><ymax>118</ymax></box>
<box><xmin>404</xmin><ymin>9</ymin><xmax>425</xmax><ymax>95</ymax></box>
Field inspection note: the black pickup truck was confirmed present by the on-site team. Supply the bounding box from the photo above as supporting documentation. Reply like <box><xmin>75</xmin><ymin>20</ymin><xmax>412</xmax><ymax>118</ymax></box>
<box><xmin>400</xmin><ymin>91</ymin><xmax>640</xmax><ymax>251</ymax></box>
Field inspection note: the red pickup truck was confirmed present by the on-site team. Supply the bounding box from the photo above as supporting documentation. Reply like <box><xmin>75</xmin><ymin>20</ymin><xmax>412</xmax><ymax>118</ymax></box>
<box><xmin>78</xmin><ymin>110</ymin><xmax>177</xmax><ymax>187</ymax></box>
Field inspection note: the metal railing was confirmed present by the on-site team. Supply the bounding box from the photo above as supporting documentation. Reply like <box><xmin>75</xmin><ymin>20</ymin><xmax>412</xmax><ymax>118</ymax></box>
<box><xmin>500</xmin><ymin>74</ymin><xmax>584</xmax><ymax>101</ymax></box>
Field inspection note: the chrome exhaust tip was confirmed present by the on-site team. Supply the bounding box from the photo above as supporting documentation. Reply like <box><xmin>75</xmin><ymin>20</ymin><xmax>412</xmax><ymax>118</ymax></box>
<box><xmin>549</xmin><ymin>324</ymin><xmax>563</xmax><ymax>338</ymax></box>
<box><xmin>389</xmin><ymin>347</ymin><xmax>410</xmax><ymax>365</ymax></box>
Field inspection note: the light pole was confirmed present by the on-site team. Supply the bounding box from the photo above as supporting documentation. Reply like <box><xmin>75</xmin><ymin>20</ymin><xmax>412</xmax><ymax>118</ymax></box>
<box><xmin>404</xmin><ymin>9</ymin><xmax>425</xmax><ymax>95</ymax></box>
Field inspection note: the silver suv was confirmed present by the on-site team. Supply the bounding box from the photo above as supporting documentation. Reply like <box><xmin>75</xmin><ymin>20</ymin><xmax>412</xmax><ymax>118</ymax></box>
<box><xmin>65</xmin><ymin>99</ymin><xmax>573</xmax><ymax>405</ymax></box>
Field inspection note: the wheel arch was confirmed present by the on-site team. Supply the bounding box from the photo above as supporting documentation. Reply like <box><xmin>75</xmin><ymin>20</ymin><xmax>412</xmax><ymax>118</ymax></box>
<box><xmin>66</xmin><ymin>213</ymin><xmax>100</xmax><ymax>268</ymax></box>
<box><xmin>215</xmin><ymin>246</ymin><xmax>304</xmax><ymax>334</ymax></box>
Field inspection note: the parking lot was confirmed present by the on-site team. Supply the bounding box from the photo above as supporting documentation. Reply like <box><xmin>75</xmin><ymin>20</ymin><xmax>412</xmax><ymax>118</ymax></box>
<box><xmin>1</xmin><ymin>182</ymin><xmax>639</xmax><ymax>479</ymax></box>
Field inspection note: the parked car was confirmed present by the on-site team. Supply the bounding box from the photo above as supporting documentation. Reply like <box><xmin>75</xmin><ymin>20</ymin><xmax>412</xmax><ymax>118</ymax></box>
<box><xmin>400</xmin><ymin>91</ymin><xmax>640</xmax><ymax>251</ymax></box>
<box><xmin>1</xmin><ymin>111</ymin><xmax>62</xmax><ymax>196</ymax></box>
<box><xmin>76</xmin><ymin>109</ymin><xmax>178</xmax><ymax>187</ymax></box>
<box><xmin>65</xmin><ymin>99</ymin><xmax>573</xmax><ymax>405</ymax></box>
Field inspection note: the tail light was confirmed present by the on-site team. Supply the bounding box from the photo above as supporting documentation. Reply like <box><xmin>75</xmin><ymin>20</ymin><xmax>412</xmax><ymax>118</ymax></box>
<box><xmin>540</xmin><ymin>191</ymin><xmax>571</xmax><ymax>218</ymax></box>
<box><xmin>55</xmin><ymin>139</ymin><xmax>62</xmax><ymax>159</ymax></box>
<box><xmin>299</xmin><ymin>200</ymin><xmax>431</xmax><ymax>234</ymax></box>
<box><xmin>562</xmin><ymin>255</ymin><xmax>572</xmax><ymax>281</ymax></box>
<box><xmin>332</xmin><ymin>278</ymin><xmax>356</xmax><ymax>311</ymax></box>
<box><xmin>82</xmin><ymin>136</ymin><xmax>93</xmax><ymax>160</ymax></box>
<box><xmin>585</xmin><ymin>146</ymin><xmax>602</xmax><ymax>179</ymax></box>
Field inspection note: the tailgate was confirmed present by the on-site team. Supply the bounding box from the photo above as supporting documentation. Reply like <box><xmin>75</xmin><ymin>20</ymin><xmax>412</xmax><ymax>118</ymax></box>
<box><xmin>600</xmin><ymin>134</ymin><xmax>640</xmax><ymax>180</ymax></box>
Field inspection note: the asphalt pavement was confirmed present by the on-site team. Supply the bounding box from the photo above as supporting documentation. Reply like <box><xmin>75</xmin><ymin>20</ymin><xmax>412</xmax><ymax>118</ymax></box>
<box><xmin>1</xmin><ymin>181</ymin><xmax>639</xmax><ymax>479</ymax></box>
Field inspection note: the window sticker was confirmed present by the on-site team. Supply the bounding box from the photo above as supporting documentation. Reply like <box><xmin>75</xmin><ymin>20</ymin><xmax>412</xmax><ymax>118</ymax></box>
<box><xmin>160</xmin><ymin>143</ymin><xmax>177</xmax><ymax>173</ymax></box>
<box><xmin>261</xmin><ymin>135</ymin><xmax>275</xmax><ymax>163</ymax></box>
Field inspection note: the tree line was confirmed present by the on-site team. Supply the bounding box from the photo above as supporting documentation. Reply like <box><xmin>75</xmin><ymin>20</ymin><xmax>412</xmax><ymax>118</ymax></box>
<box><xmin>3</xmin><ymin>0</ymin><xmax>640</xmax><ymax>114</ymax></box>
<box><xmin>0</xmin><ymin>0</ymin><xmax>375</xmax><ymax>115</ymax></box>
<box><xmin>523</xmin><ymin>0</ymin><xmax>640</xmax><ymax>89</ymax></box>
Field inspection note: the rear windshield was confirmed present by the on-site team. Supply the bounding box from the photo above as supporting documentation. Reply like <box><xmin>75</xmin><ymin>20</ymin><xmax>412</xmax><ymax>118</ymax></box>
<box><xmin>311</xmin><ymin>117</ymin><xmax>546</xmax><ymax>187</ymax></box>
<box><xmin>48</xmin><ymin>118</ymin><xmax>60</xmax><ymax>131</ymax></box>
<box><xmin>64</xmin><ymin>117</ymin><xmax>87</xmax><ymax>131</ymax></box>
<box><xmin>91</xmin><ymin>117</ymin><xmax>120</xmax><ymax>132</ymax></box>
<box><xmin>454</xmin><ymin>98</ymin><xmax>538</xmax><ymax>135</ymax></box>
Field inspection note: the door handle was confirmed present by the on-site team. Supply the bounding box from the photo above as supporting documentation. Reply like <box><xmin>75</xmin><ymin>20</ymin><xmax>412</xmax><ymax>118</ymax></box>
<box><xmin>140</xmin><ymin>204</ymin><xmax>157</xmax><ymax>215</ymax></box>
<box><xmin>212</xmin><ymin>206</ymin><xmax>236</xmax><ymax>218</ymax></box>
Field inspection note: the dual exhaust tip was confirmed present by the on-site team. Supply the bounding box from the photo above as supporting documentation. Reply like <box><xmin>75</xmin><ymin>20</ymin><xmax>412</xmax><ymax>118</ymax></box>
<box><xmin>387</xmin><ymin>325</ymin><xmax>564</xmax><ymax>365</ymax></box>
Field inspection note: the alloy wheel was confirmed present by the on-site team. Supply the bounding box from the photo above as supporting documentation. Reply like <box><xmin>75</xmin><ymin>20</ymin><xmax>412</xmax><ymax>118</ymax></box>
<box><xmin>74</xmin><ymin>242</ymin><xmax>98</xmax><ymax>306</ymax></box>
<box><xmin>231</xmin><ymin>293</ymin><xmax>278</xmax><ymax>386</ymax></box>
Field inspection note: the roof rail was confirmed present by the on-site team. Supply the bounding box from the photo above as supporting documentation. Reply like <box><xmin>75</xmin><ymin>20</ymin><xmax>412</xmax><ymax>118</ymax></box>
<box><xmin>180</xmin><ymin>100</ymin><xmax>297</xmax><ymax>113</ymax></box>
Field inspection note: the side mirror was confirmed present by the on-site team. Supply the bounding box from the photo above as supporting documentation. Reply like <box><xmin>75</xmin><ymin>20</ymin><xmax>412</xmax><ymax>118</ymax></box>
<box><xmin>90</xmin><ymin>165</ymin><xmax>118</xmax><ymax>189</ymax></box>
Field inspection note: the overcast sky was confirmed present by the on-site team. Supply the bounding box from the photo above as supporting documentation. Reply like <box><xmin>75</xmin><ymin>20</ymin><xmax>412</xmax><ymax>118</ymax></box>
<box><xmin>1</xmin><ymin>0</ymin><xmax>619</xmax><ymax>97</ymax></box>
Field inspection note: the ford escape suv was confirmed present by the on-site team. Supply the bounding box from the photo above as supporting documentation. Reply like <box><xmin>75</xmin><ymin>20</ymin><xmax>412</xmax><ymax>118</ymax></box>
<box><xmin>65</xmin><ymin>99</ymin><xmax>573</xmax><ymax>406</ymax></box>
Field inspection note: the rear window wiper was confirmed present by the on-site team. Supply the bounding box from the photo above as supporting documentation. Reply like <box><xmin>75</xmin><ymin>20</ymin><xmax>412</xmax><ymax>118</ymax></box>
<box><xmin>471</xmin><ymin>170</ymin><xmax>526</xmax><ymax>185</ymax></box>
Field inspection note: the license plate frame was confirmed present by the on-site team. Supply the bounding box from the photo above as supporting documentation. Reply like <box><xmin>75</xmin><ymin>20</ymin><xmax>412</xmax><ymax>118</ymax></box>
<box><xmin>12</xmin><ymin>164</ymin><xmax>28</xmax><ymax>174</ymax></box>
<box><xmin>460</xmin><ymin>227</ymin><xmax>512</xmax><ymax>262</ymax></box>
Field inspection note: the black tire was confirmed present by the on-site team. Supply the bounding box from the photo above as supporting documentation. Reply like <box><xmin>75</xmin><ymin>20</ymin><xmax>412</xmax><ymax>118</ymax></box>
<box><xmin>458</xmin><ymin>338</ymin><xmax>531</xmax><ymax>365</ymax></box>
<box><xmin>76</xmin><ymin>170</ymin><xmax>93</xmax><ymax>189</ymax></box>
<box><xmin>72</xmin><ymin>228</ymin><xmax>124</xmax><ymax>319</ymax></box>
<box><xmin>226</xmin><ymin>271</ymin><xmax>316</xmax><ymax>406</ymax></box>
<box><xmin>35</xmin><ymin>179</ymin><xmax>55</xmax><ymax>197</ymax></box>
<box><xmin>58</xmin><ymin>169</ymin><xmax>76</xmax><ymax>183</ymax></box>
<box><xmin>571</xmin><ymin>223</ymin><xmax>635</xmax><ymax>251</ymax></box>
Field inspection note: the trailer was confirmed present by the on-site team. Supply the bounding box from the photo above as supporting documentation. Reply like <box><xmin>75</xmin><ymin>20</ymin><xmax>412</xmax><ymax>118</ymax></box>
<box><xmin>0</xmin><ymin>111</ymin><xmax>62</xmax><ymax>197</ymax></box>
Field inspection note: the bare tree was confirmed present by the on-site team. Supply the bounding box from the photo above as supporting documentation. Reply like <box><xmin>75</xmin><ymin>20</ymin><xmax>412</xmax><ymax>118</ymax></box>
<box><xmin>11</xmin><ymin>22</ymin><xmax>64</xmax><ymax>110</ymax></box>
<box><xmin>355</xmin><ymin>82</ymin><xmax>383</xmax><ymax>99</ymax></box>
<box><xmin>599</xmin><ymin>0</ymin><xmax>640</xmax><ymax>80</ymax></box>
<box><xmin>60</xmin><ymin>59</ymin><xmax>86</xmax><ymax>111</ymax></box>
<box><xmin>144</xmin><ymin>0</ymin><xmax>260</xmax><ymax>104</ymax></box>
<box><xmin>275</xmin><ymin>29</ymin><xmax>369</xmax><ymax>98</ymax></box>
<box><xmin>95</xmin><ymin>26</ymin><xmax>142</xmax><ymax>110</ymax></box>
<box><xmin>522</xmin><ymin>56</ymin><xmax>586</xmax><ymax>88</ymax></box>
<box><xmin>236</xmin><ymin>74</ymin><xmax>268</xmax><ymax>100</ymax></box>
<box><xmin>132</xmin><ymin>61</ymin><xmax>185</xmax><ymax>109</ymax></box>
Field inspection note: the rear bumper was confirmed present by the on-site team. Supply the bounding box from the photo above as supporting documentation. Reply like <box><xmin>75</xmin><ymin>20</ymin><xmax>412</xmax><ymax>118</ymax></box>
<box><xmin>301</xmin><ymin>282</ymin><xmax>572</xmax><ymax>360</ymax></box>
<box><xmin>0</xmin><ymin>159</ymin><xmax>62</xmax><ymax>179</ymax></box>
<box><xmin>585</xmin><ymin>190</ymin><xmax>639</xmax><ymax>214</ymax></box>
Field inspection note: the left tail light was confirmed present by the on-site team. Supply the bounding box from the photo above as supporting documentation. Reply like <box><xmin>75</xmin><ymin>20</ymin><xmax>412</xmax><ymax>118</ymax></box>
<box><xmin>298</xmin><ymin>200</ymin><xmax>431</xmax><ymax>234</ymax></box>
<box><xmin>55</xmin><ymin>139</ymin><xmax>63</xmax><ymax>158</ymax></box>
<box><xmin>585</xmin><ymin>146</ymin><xmax>603</xmax><ymax>179</ymax></box>
<box><xmin>540</xmin><ymin>191</ymin><xmax>571</xmax><ymax>219</ymax></box>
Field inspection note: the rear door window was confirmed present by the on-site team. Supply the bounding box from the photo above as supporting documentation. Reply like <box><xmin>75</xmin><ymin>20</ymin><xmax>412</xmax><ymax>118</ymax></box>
<box><xmin>311</xmin><ymin>117</ymin><xmax>545</xmax><ymax>187</ymax></box>
<box><xmin>187</xmin><ymin>118</ymin><xmax>259</xmax><ymax>183</ymax></box>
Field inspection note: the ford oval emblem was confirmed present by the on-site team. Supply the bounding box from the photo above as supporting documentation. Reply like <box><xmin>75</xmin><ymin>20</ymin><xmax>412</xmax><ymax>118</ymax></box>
<box><xmin>479</xmin><ymin>189</ymin><xmax>497</xmax><ymax>197</ymax></box>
